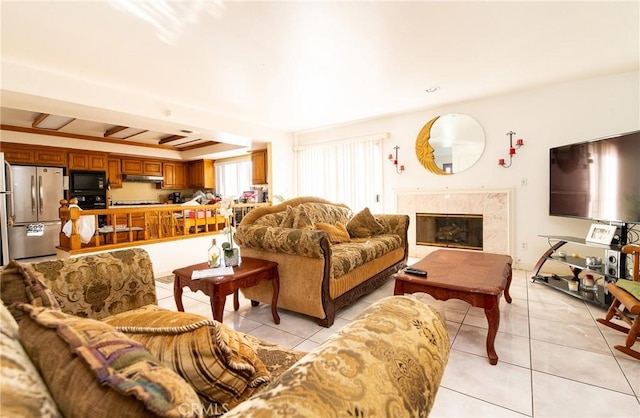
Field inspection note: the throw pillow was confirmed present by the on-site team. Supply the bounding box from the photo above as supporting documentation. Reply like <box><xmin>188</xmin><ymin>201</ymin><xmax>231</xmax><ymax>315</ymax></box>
<box><xmin>1</xmin><ymin>260</ymin><xmax>60</xmax><ymax>323</ymax></box>
<box><xmin>292</xmin><ymin>205</ymin><xmax>315</xmax><ymax>230</ymax></box>
<box><xmin>0</xmin><ymin>302</ymin><xmax>62</xmax><ymax>418</ymax></box>
<box><xmin>104</xmin><ymin>309</ymin><xmax>270</xmax><ymax>412</ymax></box>
<box><xmin>280</xmin><ymin>205</ymin><xmax>296</xmax><ymax>228</ymax></box>
<box><xmin>346</xmin><ymin>207</ymin><xmax>385</xmax><ymax>238</ymax></box>
<box><xmin>15</xmin><ymin>304</ymin><xmax>202</xmax><ymax>418</ymax></box>
<box><xmin>315</xmin><ymin>222</ymin><xmax>351</xmax><ymax>243</ymax></box>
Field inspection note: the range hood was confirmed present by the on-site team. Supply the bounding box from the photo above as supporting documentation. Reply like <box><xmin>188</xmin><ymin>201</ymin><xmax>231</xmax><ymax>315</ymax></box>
<box><xmin>122</xmin><ymin>174</ymin><xmax>164</xmax><ymax>183</ymax></box>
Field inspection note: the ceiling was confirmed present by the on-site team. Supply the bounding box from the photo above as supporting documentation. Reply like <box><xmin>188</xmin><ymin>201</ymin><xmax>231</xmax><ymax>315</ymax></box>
<box><xmin>1</xmin><ymin>1</ymin><xmax>638</xmax><ymax>158</ymax></box>
<box><xmin>0</xmin><ymin>107</ymin><xmax>221</xmax><ymax>153</ymax></box>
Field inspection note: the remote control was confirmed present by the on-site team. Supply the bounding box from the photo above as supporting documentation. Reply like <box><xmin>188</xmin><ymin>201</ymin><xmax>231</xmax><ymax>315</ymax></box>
<box><xmin>405</xmin><ymin>267</ymin><xmax>428</xmax><ymax>277</ymax></box>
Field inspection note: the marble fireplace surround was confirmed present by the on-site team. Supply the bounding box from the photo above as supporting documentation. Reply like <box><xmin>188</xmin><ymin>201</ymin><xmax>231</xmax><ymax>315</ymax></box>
<box><xmin>396</xmin><ymin>189</ymin><xmax>512</xmax><ymax>258</ymax></box>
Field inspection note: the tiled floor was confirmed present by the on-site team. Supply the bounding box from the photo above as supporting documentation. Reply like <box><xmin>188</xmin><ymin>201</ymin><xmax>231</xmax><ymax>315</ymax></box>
<box><xmin>157</xmin><ymin>262</ymin><xmax>640</xmax><ymax>417</ymax></box>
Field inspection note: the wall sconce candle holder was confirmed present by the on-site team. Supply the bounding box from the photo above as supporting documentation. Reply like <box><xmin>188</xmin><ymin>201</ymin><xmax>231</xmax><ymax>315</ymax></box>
<box><xmin>388</xmin><ymin>145</ymin><xmax>405</xmax><ymax>174</ymax></box>
<box><xmin>498</xmin><ymin>131</ymin><xmax>524</xmax><ymax>168</ymax></box>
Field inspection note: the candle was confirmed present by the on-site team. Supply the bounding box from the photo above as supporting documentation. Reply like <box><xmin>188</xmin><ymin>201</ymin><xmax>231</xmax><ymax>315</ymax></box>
<box><xmin>509</xmin><ymin>147</ymin><xmax>516</xmax><ymax>155</ymax></box>
<box><xmin>400</xmin><ymin>165</ymin><xmax>405</xmax><ymax>171</ymax></box>
<box><xmin>388</xmin><ymin>154</ymin><xmax>393</xmax><ymax>160</ymax></box>
<box><xmin>516</xmin><ymin>139</ymin><xmax>524</xmax><ymax>146</ymax></box>
<box><xmin>498</xmin><ymin>159</ymin><xmax>505</xmax><ymax>165</ymax></box>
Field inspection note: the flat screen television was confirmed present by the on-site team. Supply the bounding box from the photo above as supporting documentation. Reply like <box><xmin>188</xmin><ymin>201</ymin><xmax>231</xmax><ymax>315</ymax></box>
<box><xmin>549</xmin><ymin>130</ymin><xmax>640</xmax><ymax>224</ymax></box>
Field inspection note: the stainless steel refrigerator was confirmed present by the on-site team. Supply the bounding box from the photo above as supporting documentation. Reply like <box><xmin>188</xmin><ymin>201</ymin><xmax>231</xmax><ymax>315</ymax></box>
<box><xmin>1</xmin><ymin>154</ymin><xmax>64</xmax><ymax>262</ymax></box>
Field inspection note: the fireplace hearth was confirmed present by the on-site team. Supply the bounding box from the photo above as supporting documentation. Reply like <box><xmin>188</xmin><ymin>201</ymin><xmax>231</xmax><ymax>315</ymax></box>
<box><xmin>416</xmin><ymin>213</ymin><xmax>483</xmax><ymax>250</ymax></box>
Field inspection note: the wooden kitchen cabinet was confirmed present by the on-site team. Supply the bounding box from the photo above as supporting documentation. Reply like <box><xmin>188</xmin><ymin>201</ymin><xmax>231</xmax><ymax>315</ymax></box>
<box><xmin>107</xmin><ymin>158</ymin><xmax>122</xmax><ymax>189</ymax></box>
<box><xmin>0</xmin><ymin>142</ymin><xmax>66</xmax><ymax>166</ymax></box>
<box><xmin>251</xmin><ymin>149</ymin><xmax>268</xmax><ymax>185</ymax></box>
<box><xmin>121</xmin><ymin>158</ymin><xmax>163</xmax><ymax>176</ymax></box>
<box><xmin>0</xmin><ymin>143</ymin><xmax>33</xmax><ymax>164</ymax></box>
<box><xmin>161</xmin><ymin>162</ymin><xmax>186</xmax><ymax>189</ymax></box>
<box><xmin>35</xmin><ymin>148</ymin><xmax>67</xmax><ymax>166</ymax></box>
<box><xmin>186</xmin><ymin>159</ymin><xmax>214</xmax><ymax>189</ymax></box>
<box><xmin>68</xmin><ymin>151</ymin><xmax>108</xmax><ymax>171</ymax></box>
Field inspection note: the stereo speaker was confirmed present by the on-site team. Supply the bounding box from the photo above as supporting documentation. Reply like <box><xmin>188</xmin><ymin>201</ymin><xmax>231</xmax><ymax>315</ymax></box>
<box><xmin>604</xmin><ymin>250</ymin><xmax>626</xmax><ymax>279</ymax></box>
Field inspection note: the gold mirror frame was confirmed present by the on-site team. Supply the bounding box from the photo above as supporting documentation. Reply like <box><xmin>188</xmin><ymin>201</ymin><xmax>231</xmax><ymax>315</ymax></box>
<box><xmin>415</xmin><ymin>114</ymin><xmax>485</xmax><ymax>175</ymax></box>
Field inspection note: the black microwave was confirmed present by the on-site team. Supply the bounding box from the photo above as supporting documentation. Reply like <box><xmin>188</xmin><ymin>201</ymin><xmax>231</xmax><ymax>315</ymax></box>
<box><xmin>70</xmin><ymin>170</ymin><xmax>106</xmax><ymax>193</ymax></box>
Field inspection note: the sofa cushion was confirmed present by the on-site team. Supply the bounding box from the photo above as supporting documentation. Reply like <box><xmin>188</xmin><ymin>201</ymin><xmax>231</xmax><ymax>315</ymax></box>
<box><xmin>27</xmin><ymin>248</ymin><xmax>157</xmax><ymax>320</ymax></box>
<box><xmin>315</xmin><ymin>222</ymin><xmax>351</xmax><ymax>243</ymax></box>
<box><xmin>224</xmin><ymin>296</ymin><xmax>450</xmax><ymax>418</ymax></box>
<box><xmin>299</xmin><ymin>202</ymin><xmax>352</xmax><ymax>225</ymax></box>
<box><xmin>15</xmin><ymin>303</ymin><xmax>202</xmax><ymax>418</ymax></box>
<box><xmin>104</xmin><ymin>309</ymin><xmax>270</xmax><ymax>411</ymax></box>
<box><xmin>0</xmin><ymin>302</ymin><xmax>62</xmax><ymax>418</ymax></box>
<box><xmin>253</xmin><ymin>212</ymin><xmax>286</xmax><ymax>227</ymax></box>
<box><xmin>330</xmin><ymin>234</ymin><xmax>403</xmax><ymax>279</ymax></box>
<box><xmin>346</xmin><ymin>207</ymin><xmax>384</xmax><ymax>238</ymax></box>
<box><xmin>1</xmin><ymin>260</ymin><xmax>61</xmax><ymax>323</ymax></box>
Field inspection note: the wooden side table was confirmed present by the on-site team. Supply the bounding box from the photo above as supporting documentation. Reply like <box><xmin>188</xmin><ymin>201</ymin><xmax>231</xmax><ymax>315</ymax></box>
<box><xmin>173</xmin><ymin>257</ymin><xmax>280</xmax><ymax>324</ymax></box>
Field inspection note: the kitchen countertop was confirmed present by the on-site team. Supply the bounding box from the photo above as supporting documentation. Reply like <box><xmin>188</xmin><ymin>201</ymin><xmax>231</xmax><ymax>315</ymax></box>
<box><xmin>109</xmin><ymin>203</ymin><xmax>188</xmax><ymax>209</ymax></box>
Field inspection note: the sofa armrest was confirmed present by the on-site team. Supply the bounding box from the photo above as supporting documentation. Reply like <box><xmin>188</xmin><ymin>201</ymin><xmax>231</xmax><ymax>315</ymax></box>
<box><xmin>224</xmin><ymin>295</ymin><xmax>450</xmax><ymax>417</ymax></box>
<box><xmin>234</xmin><ymin>225</ymin><xmax>330</xmax><ymax>258</ymax></box>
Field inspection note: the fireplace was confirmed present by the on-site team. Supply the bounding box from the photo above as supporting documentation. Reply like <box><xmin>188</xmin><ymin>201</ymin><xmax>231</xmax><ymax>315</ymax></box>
<box><xmin>416</xmin><ymin>213</ymin><xmax>483</xmax><ymax>250</ymax></box>
<box><xmin>396</xmin><ymin>189</ymin><xmax>510</xmax><ymax>258</ymax></box>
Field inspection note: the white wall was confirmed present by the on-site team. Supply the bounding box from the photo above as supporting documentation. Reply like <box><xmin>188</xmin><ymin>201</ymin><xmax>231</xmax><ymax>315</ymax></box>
<box><xmin>293</xmin><ymin>71</ymin><xmax>640</xmax><ymax>269</ymax></box>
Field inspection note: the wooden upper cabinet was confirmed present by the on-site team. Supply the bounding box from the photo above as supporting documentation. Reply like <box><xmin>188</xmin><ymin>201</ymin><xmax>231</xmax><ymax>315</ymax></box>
<box><xmin>0</xmin><ymin>142</ymin><xmax>66</xmax><ymax>166</ymax></box>
<box><xmin>107</xmin><ymin>158</ymin><xmax>122</xmax><ymax>189</ymax></box>
<box><xmin>1</xmin><ymin>143</ymin><xmax>34</xmax><ymax>164</ymax></box>
<box><xmin>143</xmin><ymin>160</ymin><xmax>163</xmax><ymax>176</ymax></box>
<box><xmin>161</xmin><ymin>162</ymin><xmax>186</xmax><ymax>189</ymax></box>
<box><xmin>121</xmin><ymin>158</ymin><xmax>143</xmax><ymax>175</ymax></box>
<box><xmin>121</xmin><ymin>158</ymin><xmax>163</xmax><ymax>176</ymax></box>
<box><xmin>186</xmin><ymin>159</ymin><xmax>214</xmax><ymax>189</ymax></box>
<box><xmin>68</xmin><ymin>151</ymin><xmax>108</xmax><ymax>171</ymax></box>
<box><xmin>251</xmin><ymin>149</ymin><xmax>268</xmax><ymax>185</ymax></box>
<box><xmin>34</xmin><ymin>148</ymin><xmax>67</xmax><ymax>166</ymax></box>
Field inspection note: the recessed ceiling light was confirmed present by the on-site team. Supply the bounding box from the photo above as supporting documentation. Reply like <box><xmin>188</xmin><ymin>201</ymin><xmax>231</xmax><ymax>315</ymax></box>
<box><xmin>425</xmin><ymin>86</ymin><xmax>440</xmax><ymax>93</ymax></box>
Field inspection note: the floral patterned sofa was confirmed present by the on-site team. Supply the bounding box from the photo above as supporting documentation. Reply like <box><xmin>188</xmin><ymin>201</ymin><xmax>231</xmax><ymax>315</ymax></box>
<box><xmin>235</xmin><ymin>196</ymin><xmax>410</xmax><ymax>327</ymax></box>
<box><xmin>1</xmin><ymin>248</ymin><xmax>449</xmax><ymax>417</ymax></box>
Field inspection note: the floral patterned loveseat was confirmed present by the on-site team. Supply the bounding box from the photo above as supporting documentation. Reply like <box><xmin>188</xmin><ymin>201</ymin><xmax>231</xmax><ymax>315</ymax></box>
<box><xmin>1</xmin><ymin>248</ymin><xmax>449</xmax><ymax>417</ymax></box>
<box><xmin>235</xmin><ymin>197</ymin><xmax>410</xmax><ymax>327</ymax></box>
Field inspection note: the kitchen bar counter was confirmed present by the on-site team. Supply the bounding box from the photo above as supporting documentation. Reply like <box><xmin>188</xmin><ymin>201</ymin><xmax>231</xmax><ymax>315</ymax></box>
<box><xmin>57</xmin><ymin>200</ymin><xmax>270</xmax><ymax>254</ymax></box>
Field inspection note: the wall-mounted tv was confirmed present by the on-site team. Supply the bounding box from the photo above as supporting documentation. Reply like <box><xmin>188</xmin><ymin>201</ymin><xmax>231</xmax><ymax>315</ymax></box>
<box><xmin>549</xmin><ymin>130</ymin><xmax>640</xmax><ymax>224</ymax></box>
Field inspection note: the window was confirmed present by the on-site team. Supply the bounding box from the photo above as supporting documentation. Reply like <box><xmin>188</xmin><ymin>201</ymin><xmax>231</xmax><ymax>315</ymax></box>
<box><xmin>295</xmin><ymin>134</ymin><xmax>384</xmax><ymax>211</ymax></box>
<box><xmin>214</xmin><ymin>159</ymin><xmax>251</xmax><ymax>199</ymax></box>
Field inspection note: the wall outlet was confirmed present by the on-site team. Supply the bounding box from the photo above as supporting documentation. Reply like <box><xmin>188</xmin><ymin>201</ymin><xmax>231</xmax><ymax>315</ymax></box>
<box><xmin>521</xmin><ymin>242</ymin><xmax>528</xmax><ymax>250</ymax></box>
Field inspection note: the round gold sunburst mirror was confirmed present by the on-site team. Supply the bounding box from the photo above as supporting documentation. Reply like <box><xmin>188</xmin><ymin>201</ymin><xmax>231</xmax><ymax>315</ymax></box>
<box><xmin>415</xmin><ymin>113</ymin><xmax>485</xmax><ymax>175</ymax></box>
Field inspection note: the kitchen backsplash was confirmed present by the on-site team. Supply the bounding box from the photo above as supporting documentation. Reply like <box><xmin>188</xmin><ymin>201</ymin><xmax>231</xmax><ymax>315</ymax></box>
<box><xmin>109</xmin><ymin>183</ymin><xmax>192</xmax><ymax>203</ymax></box>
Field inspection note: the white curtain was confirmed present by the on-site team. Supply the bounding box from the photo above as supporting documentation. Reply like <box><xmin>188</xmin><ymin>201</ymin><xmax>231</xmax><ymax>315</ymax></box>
<box><xmin>214</xmin><ymin>159</ymin><xmax>251</xmax><ymax>199</ymax></box>
<box><xmin>295</xmin><ymin>135</ymin><xmax>384</xmax><ymax>212</ymax></box>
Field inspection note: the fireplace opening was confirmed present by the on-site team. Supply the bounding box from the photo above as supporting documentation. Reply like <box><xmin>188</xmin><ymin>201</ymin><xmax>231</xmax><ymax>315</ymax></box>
<box><xmin>416</xmin><ymin>213</ymin><xmax>483</xmax><ymax>250</ymax></box>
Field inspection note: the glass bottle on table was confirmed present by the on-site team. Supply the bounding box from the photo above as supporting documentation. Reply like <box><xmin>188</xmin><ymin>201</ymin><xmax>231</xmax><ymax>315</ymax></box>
<box><xmin>207</xmin><ymin>239</ymin><xmax>221</xmax><ymax>268</ymax></box>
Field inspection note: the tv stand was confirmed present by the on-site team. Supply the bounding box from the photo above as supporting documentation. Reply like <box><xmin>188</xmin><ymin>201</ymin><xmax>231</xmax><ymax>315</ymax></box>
<box><xmin>531</xmin><ymin>235</ymin><xmax>627</xmax><ymax>308</ymax></box>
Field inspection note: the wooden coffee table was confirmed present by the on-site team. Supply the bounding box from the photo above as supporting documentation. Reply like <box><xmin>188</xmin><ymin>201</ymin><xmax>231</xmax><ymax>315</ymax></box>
<box><xmin>394</xmin><ymin>250</ymin><xmax>512</xmax><ymax>365</ymax></box>
<box><xmin>173</xmin><ymin>257</ymin><xmax>280</xmax><ymax>324</ymax></box>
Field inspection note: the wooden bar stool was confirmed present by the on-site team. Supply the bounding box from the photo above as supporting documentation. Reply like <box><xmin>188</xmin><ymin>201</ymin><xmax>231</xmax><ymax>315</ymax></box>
<box><xmin>597</xmin><ymin>244</ymin><xmax>640</xmax><ymax>360</ymax></box>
